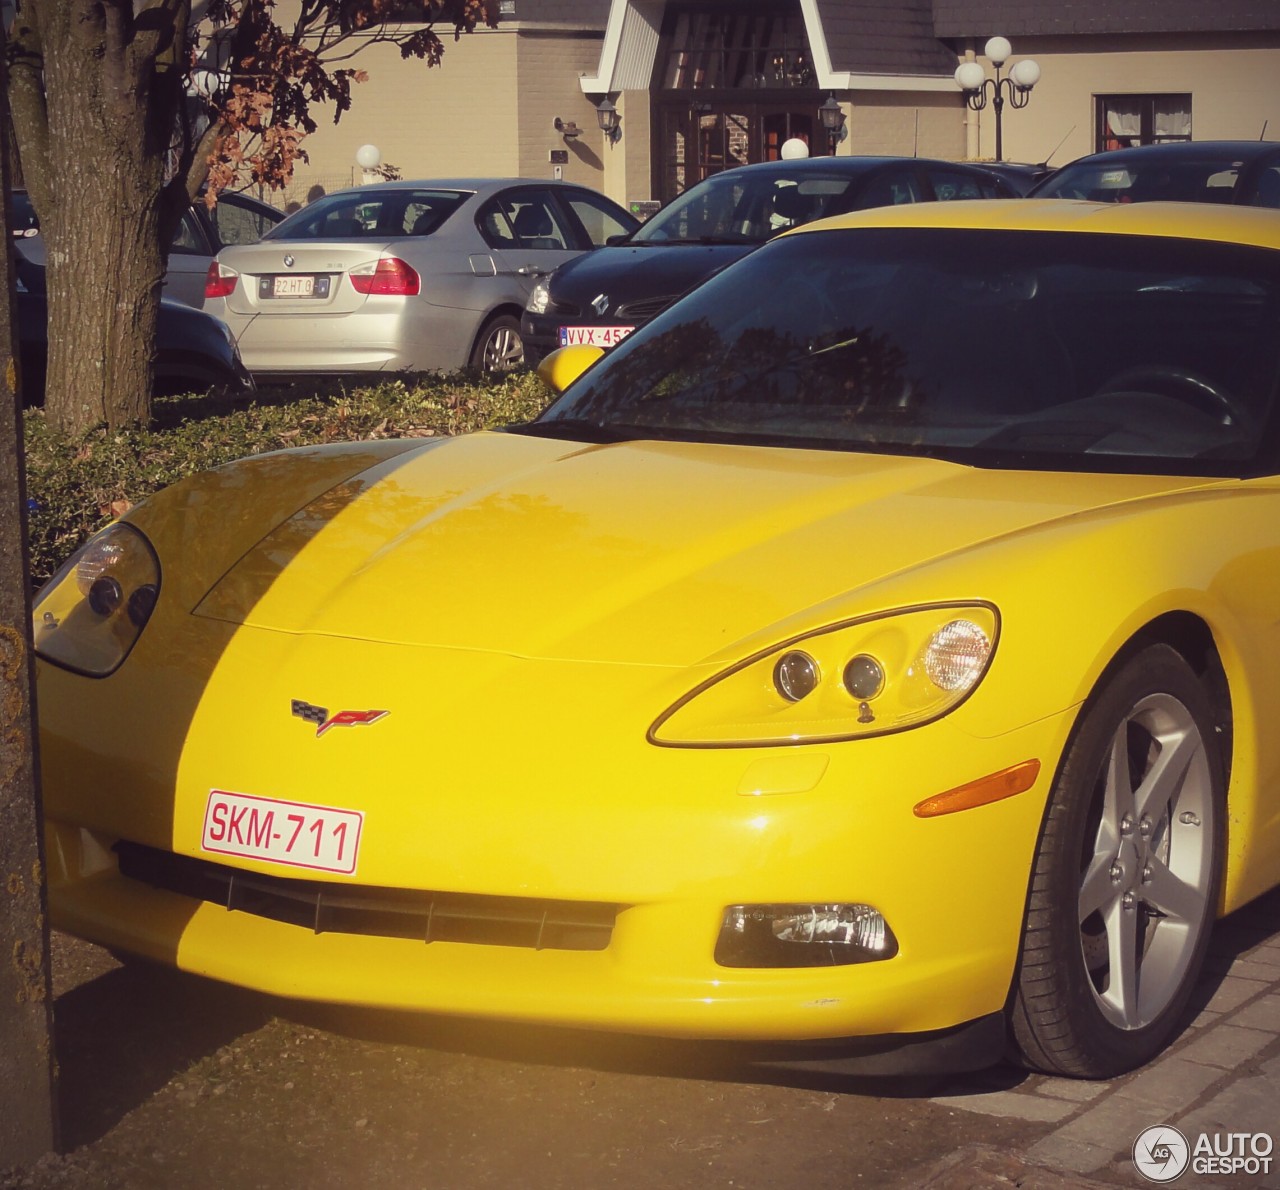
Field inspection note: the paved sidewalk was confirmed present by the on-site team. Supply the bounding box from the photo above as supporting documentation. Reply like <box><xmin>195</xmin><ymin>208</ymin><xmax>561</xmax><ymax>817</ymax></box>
<box><xmin>918</xmin><ymin>887</ymin><xmax>1280</xmax><ymax>1187</ymax></box>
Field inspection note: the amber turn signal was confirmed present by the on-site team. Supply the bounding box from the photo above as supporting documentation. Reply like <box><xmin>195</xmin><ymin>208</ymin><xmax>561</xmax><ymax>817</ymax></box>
<box><xmin>913</xmin><ymin>759</ymin><xmax>1041</xmax><ymax>818</ymax></box>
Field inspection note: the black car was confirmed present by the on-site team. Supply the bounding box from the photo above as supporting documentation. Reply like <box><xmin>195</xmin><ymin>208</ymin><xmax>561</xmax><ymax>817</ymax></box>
<box><xmin>1029</xmin><ymin>140</ymin><xmax>1280</xmax><ymax>207</ymax></box>
<box><xmin>16</xmin><ymin>256</ymin><xmax>255</xmax><ymax>403</ymax></box>
<box><xmin>522</xmin><ymin>156</ymin><xmax>1016</xmax><ymax>363</ymax></box>
<box><xmin>11</xmin><ymin>187</ymin><xmax>284</xmax><ymax>308</ymax></box>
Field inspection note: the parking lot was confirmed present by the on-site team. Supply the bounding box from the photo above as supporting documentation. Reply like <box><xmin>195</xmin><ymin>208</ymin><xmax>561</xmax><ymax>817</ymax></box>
<box><xmin>4</xmin><ymin>884</ymin><xmax>1275</xmax><ymax>1190</ymax></box>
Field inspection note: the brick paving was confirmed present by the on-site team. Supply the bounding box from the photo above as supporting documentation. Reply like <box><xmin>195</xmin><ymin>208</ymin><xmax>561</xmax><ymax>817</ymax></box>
<box><xmin>919</xmin><ymin>887</ymin><xmax>1280</xmax><ymax>1187</ymax></box>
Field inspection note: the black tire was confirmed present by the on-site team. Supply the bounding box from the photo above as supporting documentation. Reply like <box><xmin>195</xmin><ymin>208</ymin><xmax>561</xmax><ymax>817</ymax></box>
<box><xmin>470</xmin><ymin>314</ymin><xmax>525</xmax><ymax>373</ymax></box>
<box><xmin>1011</xmin><ymin>644</ymin><xmax>1224</xmax><ymax>1078</ymax></box>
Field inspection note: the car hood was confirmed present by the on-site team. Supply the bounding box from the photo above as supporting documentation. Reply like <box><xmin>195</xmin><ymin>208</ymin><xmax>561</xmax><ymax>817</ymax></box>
<box><xmin>191</xmin><ymin>430</ymin><xmax>1221</xmax><ymax>667</ymax></box>
<box><xmin>549</xmin><ymin>242</ymin><xmax>758</xmax><ymax>313</ymax></box>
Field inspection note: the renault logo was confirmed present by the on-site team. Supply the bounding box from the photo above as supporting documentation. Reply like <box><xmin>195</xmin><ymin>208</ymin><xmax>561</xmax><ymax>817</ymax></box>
<box><xmin>591</xmin><ymin>293</ymin><xmax>610</xmax><ymax>316</ymax></box>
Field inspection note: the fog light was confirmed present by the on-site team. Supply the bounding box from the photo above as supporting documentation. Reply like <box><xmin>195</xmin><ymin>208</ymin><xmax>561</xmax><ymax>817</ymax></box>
<box><xmin>715</xmin><ymin>902</ymin><xmax>897</xmax><ymax>968</ymax></box>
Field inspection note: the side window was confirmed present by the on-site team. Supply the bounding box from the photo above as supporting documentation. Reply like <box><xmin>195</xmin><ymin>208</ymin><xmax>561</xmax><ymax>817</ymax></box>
<box><xmin>213</xmin><ymin>197</ymin><xmax>278</xmax><ymax>248</ymax></box>
<box><xmin>929</xmin><ymin>169</ymin><xmax>1000</xmax><ymax>201</ymax></box>
<box><xmin>170</xmin><ymin>211</ymin><xmax>206</xmax><ymax>254</ymax></box>
<box><xmin>477</xmin><ymin>199</ymin><xmax>517</xmax><ymax>248</ymax></box>
<box><xmin>497</xmin><ymin>191</ymin><xmax>572</xmax><ymax>251</ymax></box>
<box><xmin>560</xmin><ymin>190</ymin><xmax>635</xmax><ymax>247</ymax></box>
<box><xmin>1251</xmin><ymin>165</ymin><xmax>1280</xmax><ymax>209</ymax></box>
<box><xmin>858</xmin><ymin>171</ymin><xmax>924</xmax><ymax>209</ymax></box>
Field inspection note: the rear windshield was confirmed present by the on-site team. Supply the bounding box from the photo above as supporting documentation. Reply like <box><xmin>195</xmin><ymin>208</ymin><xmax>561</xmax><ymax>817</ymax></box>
<box><xmin>532</xmin><ymin>228</ymin><xmax>1280</xmax><ymax>476</ymax></box>
<box><xmin>266</xmin><ymin>189</ymin><xmax>470</xmax><ymax>240</ymax></box>
<box><xmin>634</xmin><ymin>170</ymin><xmax>857</xmax><ymax>245</ymax></box>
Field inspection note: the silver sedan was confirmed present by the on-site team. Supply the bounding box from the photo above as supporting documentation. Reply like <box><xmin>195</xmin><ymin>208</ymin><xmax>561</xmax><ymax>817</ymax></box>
<box><xmin>203</xmin><ymin>178</ymin><xmax>639</xmax><ymax>376</ymax></box>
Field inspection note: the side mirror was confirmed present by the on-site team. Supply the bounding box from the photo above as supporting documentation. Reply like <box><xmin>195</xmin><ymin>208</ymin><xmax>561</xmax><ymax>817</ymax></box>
<box><xmin>536</xmin><ymin>345</ymin><xmax>606</xmax><ymax>394</ymax></box>
<box><xmin>604</xmin><ymin>233</ymin><xmax>633</xmax><ymax>246</ymax></box>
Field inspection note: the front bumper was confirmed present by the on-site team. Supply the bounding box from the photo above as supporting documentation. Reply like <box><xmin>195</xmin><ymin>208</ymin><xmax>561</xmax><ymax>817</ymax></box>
<box><xmin>40</xmin><ymin>619</ymin><xmax>1074</xmax><ymax>1047</ymax></box>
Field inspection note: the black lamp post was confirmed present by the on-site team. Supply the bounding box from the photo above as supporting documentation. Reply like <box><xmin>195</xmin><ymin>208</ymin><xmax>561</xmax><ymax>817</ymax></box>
<box><xmin>818</xmin><ymin>94</ymin><xmax>847</xmax><ymax>156</ymax></box>
<box><xmin>954</xmin><ymin>37</ymin><xmax>1041</xmax><ymax>163</ymax></box>
<box><xmin>596</xmin><ymin>98</ymin><xmax>622</xmax><ymax>145</ymax></box>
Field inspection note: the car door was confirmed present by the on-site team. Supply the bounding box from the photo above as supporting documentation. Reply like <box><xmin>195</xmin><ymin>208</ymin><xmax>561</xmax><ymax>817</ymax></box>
<box><xmin>477</xmin><ymin>187</ymin><xmax>585</xmax><ymax>300</ymax></box>
<box><xmin>165</xmin><ymin>209</ymin><xmax>217</xmax><ymax>308</ymax></box>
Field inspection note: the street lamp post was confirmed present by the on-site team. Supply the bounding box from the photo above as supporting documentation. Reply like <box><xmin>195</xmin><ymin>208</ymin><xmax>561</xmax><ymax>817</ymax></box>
<box><xmin>954</xmin><ymin>37</ymin><xmax>1040</xmax><ymax>163</ymax></box>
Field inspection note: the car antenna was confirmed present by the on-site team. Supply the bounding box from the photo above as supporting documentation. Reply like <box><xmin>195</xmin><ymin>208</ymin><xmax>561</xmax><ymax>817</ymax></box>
<box><xmin>1261</xmin><ymin>120</ymin><xmax>1269</xmax><ymax>140</ymax></box>
<box><xmin>1039</xmin><ymin>126</ymin><xmax>1075</xmax><ymax>167</ymax></box>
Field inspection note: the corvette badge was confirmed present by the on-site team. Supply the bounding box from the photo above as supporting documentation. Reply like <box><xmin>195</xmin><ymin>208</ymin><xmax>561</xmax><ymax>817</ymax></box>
<box><xmin>291</xmin><ymin>699</ymin><xmax>389</xmax><ymax>738</ymax></box>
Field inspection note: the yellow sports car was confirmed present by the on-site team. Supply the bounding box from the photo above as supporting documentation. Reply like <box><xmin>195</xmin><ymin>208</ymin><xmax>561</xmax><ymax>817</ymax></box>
<box><xmin>36</xmin><ymin>200</ymin><xmax>1280</xmax><ymax>1079</ymax></box>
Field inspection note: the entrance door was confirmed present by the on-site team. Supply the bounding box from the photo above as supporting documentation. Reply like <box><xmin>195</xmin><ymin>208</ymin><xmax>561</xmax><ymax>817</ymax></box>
<box><xmin>657</xmin><ymin>102</ymin><xmax>821</xmax><ymax>202</ymax></box>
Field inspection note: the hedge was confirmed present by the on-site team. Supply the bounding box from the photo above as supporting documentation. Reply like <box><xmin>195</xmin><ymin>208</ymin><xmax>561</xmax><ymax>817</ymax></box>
<box><xmin>23</xmin><ymin>372</ymin><xmax>553</xmax><ymax>588</ymax></box>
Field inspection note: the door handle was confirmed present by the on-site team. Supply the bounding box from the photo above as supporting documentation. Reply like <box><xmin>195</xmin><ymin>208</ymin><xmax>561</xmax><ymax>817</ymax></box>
<box><xmin>516</xmin><ymin>265</ymin><xmax>547</xmax><ymax>276</ymax></box>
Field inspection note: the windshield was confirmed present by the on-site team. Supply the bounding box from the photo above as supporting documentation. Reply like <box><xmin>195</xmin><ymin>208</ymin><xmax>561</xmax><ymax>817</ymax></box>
<box><xmin>1035</xmin><ymin>158</ymin><xmax>1242</xmax><ymax>204</ymax></box>
<box><xmin>531</xmin><ymin>228</ymin><xmax>1280</xmax><ymax>475</ymax></box>
<box><xmin>266</xmin><ymin>189</ymin><xmax>470</xmax><ymax>240</ymax></box>
<box><xmin>633</xmin><ymin>170</ymin><xmax>857</xmax><ymax>245</ymax></box>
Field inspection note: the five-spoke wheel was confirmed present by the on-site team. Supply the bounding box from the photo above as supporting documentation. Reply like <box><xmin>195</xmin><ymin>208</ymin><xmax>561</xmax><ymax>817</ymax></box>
<box><xmin>1012</xmin><ymin>644</ymin><xmax>1223</xmax><ymax>1078</ymax></box>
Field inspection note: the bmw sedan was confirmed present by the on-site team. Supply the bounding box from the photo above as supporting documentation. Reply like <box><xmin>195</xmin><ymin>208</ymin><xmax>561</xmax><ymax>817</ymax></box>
<box><xmin>204</xmin><ymin>179</ymin><xmax>639</xmax><ymax>377</ymax></box>
<box><xmin>522</xmin><ymin>156</ymin><xmax>1016</xmax><ymax>363</ymax></box>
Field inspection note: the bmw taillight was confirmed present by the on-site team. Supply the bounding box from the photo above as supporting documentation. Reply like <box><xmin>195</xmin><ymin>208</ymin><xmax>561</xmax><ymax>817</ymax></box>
<box><xmin>349</xmin><ymin>257</ymin><xmax>420</xmax><ymax>296</ymax></box>
<box><xmin>204</xmin><ymin>261</ymin><xmax>238</xmax><ymax>299</ymax></box>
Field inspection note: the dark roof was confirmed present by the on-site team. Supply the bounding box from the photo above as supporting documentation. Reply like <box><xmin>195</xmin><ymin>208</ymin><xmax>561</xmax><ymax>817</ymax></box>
<box><xmin>816</xmin><ymin>0</ymin><xmax>957</xmax><ymax>75</ymax></box>
<box><xmin>932</xmin><ymin>0</ymin><xmax>1280</xmax><ymax>37</ymax></box>
<box><xmin>509</xmin><ymin>0</ymin><xmax>608</xmax><ymax>28</ymax></box>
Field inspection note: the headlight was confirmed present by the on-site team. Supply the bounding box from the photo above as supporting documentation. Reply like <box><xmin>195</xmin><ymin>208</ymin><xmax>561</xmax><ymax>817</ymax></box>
<box><xmin>650</xmin><ymin>602</ymin><xmax>998</xmax><ymax>747</ymax></box>
<box><xmin>525</xmin><ymin>279</ymin><xmax>551</xmax><ymax>314</ymax></box>
<box><xmin>33</xmin><ymin>523</ymin><xmax>161</xmax><ymax>677</ymax></box>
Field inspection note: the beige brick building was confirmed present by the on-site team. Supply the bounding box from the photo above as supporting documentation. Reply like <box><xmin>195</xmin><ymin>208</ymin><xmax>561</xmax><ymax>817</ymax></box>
<box><xmin>289</xmin><ymin>0</ymin><xmax>1280</xmax><ymax>210</ymax></box>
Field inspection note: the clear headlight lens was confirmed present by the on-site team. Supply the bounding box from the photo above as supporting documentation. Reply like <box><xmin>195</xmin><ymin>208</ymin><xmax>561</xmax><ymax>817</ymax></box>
<box><xmin>33</xmin><ymin>523</ymin><xmax>161</xmax><ymax>677</ymax></box>
<box><xmin>525</xmin><ymin>279</ymin><xmax>551</xmax><ymax>314</ymax></box>
<box><xmin>651</xmin><ymin>603</ymin><xmax>998</xmax><ymax>747</ymax></box>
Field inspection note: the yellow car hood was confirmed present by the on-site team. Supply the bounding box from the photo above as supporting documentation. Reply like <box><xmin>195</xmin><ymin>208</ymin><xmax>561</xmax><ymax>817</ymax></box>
<box><xmin>193</xmin><ymin>430</ymin><xmax>1217</xmax><ymax>666</ymax></box>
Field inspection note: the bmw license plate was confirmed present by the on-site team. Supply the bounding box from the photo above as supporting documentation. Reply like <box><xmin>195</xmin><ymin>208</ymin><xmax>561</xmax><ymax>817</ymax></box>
<box><xmin>201</xmin><ymin>790</ymin><xmax>363</xmax><ymax>874</ymax></box>
<box><xmin>272</xmin><ymin>274</ymin><xmax>316</xmax><ymax>298</ymax></box>
<box><xmin>558</xmin><ymin>325</ymin><xmax>635</xmax><ymax>348</ymax></box>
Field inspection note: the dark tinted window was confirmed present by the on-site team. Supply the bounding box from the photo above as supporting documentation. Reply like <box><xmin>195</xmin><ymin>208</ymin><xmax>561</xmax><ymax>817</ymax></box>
<box><xmin>267</xmin><ymin>189</ymin><xmax>469</xmax><ymax>239</ymax></box>
<box><xmin>635</xmin><ymin>169</ymin><xmax>857</xmax><ymax>244</ymax></box>
<box><xmin>1037</xmin><ymin>158</ymin><xmax>1243</xmax><ymax>205</ymax></box>
<box><xmin>212</xmin><ymin>195</ymin><xmax>283</xmax><ymax>247</ymax></box>
<box><xmin>536</xmin><ymin>228</ymin><xmax>1280</xmax><ymax>475</ymax></box>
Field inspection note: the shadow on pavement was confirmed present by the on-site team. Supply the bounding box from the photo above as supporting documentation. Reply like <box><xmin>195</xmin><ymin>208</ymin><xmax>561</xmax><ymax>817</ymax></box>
<box><xmin>54</xmin><ymin>960</ymin><xmax>271</xmax><ymax>1150</ymax></box>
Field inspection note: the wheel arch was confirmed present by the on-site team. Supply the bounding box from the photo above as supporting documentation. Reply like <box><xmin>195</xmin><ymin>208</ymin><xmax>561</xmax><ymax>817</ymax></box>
<box><xmin>469</xmin><ymin>302</ymin><xmax>526</xmax><ymax>360</ymax></box>
<box><xmin>1063</xmin><ymin>609</ymin><xmax>1269</xmax><ymax>915</ymax></box>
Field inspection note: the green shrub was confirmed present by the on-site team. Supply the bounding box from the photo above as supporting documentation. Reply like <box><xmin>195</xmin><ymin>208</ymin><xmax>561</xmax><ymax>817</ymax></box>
<box><xmin>24</xmin><ymin>372</ymin><xmax>552</xmax><ymax>588</ymax></box>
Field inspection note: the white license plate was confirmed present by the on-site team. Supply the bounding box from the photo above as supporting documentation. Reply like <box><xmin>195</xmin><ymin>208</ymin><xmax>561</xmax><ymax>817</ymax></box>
<box><xmin>273</xmin><ymin>275</ymin><xmax>315</xmax><ymax>298</ymax></box>
<box><xmin>558</xmin><ymin>325</ymin><xmax>635</xmax><ymax>348</ymax></box>
<box><xmin>201</xmin><ymin>791</ymin><xmax>363</xmax><ymax>875</ymax></box>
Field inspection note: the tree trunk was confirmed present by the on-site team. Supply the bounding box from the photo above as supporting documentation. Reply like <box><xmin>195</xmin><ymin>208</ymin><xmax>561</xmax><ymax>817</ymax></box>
<box><xmin>0</xmin><ymin>17</ymin><xmax>60</xmax><ymax>1165</ymax></box>
<box><xmin>11</xmin><ymin>0</ymin><xmax>175</xmax><ymax>434</ymax></box>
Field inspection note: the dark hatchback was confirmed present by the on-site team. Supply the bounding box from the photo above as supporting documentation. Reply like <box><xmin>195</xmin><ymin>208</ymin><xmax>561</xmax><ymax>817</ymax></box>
<box><xmin>1029</xmin><ymin>140</ymin><xmax>1280</xmax><ymax>207</ymax></box>
<box><xmin>522</xmin><ymin>156</ymin><xmax>1016</xmax><ymax>363</ymax></box>
<box><xmin>16</xmin><ymin>256</ymin><xmax>254</xmax><ymax>403</ymax></box>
